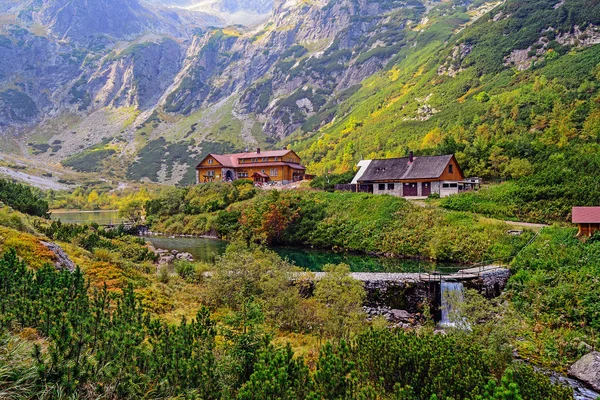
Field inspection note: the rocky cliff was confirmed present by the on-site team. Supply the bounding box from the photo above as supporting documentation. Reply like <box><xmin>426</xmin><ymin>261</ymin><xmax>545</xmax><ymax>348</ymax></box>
<box><xmin>0</xmin><ymin>0</ymin><xmax>487</xmax><ymax>184</ymax></box>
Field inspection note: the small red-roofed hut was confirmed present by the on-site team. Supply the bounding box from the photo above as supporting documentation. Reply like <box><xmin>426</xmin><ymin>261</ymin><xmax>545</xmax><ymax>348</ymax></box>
<box><xmin>572</xmin><ymin>207</ymin><xmax>600</xmax><ymax>236</ymax></box>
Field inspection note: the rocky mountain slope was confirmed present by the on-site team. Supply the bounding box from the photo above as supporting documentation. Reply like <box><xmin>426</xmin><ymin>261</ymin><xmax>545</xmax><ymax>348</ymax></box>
<box><xmin>0</xmin><ymin>0</ymin><xmax>468</xmax><ymax>185</ymax></box>
<box><xmin>3</xmin><ymin>0</ymin><xmax>597</xmax><ymax>189</ymax></box>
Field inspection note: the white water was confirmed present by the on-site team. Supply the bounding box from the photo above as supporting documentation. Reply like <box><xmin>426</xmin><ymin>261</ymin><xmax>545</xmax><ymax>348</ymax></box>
<box><xmin>440</xmin><ymin>281</ymin><xmax>466</xmax><ymax>328</ymax></box>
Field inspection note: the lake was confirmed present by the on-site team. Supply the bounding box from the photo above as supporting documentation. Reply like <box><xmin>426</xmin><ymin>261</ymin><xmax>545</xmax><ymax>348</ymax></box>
<box><xmin>48</xmin><ymin>210</ymin><xmax>453</xmax><ymax>273</ymax></box>
<box><xmin>50</xmin><ymin>210</ymin><xmax>124</xmax><ymax>225</ymax></box>
<box><xmin>143</xmin><ymin>235</ymin><xmax>452</xmax><ymax>273</ymax></box>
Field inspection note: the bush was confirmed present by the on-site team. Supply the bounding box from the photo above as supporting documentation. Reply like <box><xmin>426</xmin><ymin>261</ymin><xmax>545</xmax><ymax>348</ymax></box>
<box><xmin>0</xmin><ymin>180</ymin><xmax>48</xmax><ymax>217</ymax></box>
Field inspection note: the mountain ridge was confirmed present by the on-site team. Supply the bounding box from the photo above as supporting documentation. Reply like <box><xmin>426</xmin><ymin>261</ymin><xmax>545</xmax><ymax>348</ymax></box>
<box><xmin>2</xmin><ymin>0</ymin><xmax>600</xmax><ymax>191</ymax></box>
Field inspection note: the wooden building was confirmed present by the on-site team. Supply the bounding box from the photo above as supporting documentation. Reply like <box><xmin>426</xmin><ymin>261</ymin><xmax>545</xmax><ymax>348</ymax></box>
<box><xmin>572</xmin><ymin>207</ymin><xmax>600</xmax><ymax>236</ymax></box>
<box><xmin>353</xmin><ymin>153</ymin><xmax>469</xmax><ymax>198</ymax></box>
<box><xmin>195</xmin><ymin>148</ymin><xmax>306</xmax><ymax>184</ymax></box>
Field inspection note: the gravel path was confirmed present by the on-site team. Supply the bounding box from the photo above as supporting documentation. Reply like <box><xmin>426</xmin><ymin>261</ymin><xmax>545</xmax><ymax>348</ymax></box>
<box><xmin>0</xmin><ymin>166</ymin><xmax>70</xmax><ymax>190</ymax></box>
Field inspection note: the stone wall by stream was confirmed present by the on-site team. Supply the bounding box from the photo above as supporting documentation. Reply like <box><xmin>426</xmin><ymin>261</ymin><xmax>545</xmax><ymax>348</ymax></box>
<box><xmin>308</xmin><ymin>267</ymin><xmax>511</xmax><ymax>321</ymax></box>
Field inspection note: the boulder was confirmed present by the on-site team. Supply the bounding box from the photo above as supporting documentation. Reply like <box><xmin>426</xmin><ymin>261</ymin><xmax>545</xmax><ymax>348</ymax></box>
<box><xmin>176</xmin><ymin>252</ymin><xmax>194</xmax><ymax>261</ymax></box>
<box><xmin>569</xmin><ymin>351</ymin><xmax>600</xmax><ymax>391</ymax></box>
<box><xmin>389</xmin><ymin>309</ymin><xmax>412</xmax><ymax>322</ymax></box>
<box><xmin>171</xmin><ymin>249</ymin><xmax>179</xmax><ymax>255</ymax></box>
<box><xmin>40</xmin><ymin>241</ymin><xmax>76</xmax><ymax>272</ymax></box>
<box><xmin>159</xmin><ymin>255</ymin><xmax>175</xmax><ymax>265</ymax></box>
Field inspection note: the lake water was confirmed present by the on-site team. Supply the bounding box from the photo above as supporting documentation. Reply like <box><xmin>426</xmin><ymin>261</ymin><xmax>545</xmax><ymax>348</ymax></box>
<box><xmin>143</xmin><ymin>235</ymin><xmax>450</xmax><ymax>273</ymax></box>
<box><xmin>50</xmin><ymin>210</ymin><xmax>124</xmax><ymax>225</ymax></box>
<box><xmin>48</xmin><ymin>210</ymin><xmax>451</xmax><ymax>273</ymax></box>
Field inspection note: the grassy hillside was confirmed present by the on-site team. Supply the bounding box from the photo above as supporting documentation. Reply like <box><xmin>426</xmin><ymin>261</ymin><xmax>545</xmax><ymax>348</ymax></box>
<box><xmin>289</xmin><ymin>0</ymin><xmax>600</xmax><ymax>222</ymax></box>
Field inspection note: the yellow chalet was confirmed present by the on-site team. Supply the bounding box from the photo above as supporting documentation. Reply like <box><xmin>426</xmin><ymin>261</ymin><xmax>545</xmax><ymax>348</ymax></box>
<box><xmin>196</xmin><ymin>148</ymin><xmax>306</xmax><ymax>184</ymax></box>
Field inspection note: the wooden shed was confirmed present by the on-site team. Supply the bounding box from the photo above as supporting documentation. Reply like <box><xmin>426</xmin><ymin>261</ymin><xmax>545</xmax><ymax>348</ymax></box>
<box><xmin>572</xmin><ymin>207</ymin><xmax>600</xmax><ymax>236</ymax></box>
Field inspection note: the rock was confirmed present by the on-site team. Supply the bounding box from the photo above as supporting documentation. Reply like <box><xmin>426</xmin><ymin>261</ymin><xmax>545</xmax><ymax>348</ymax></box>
<box><xmin>176</xmin><ymin>252</ymin><xmax>194</xmax><ymax>261</ymax></box>
<box><xmin>389</xmin><ymin>309</ymin><xmax>412</xmax><ymax>322</ymax></box>
<box><xmin>40</xmin><ymin>241</ymin><xmax>76</xmax><ymax>272</ymax></box>
<box><xmin>159</xmin><ymin>255</ymin><xmax>175</xmax><ymax>265</ymax></box>
<box><xmin>569</xmin><ymin>351</ymin><xmax>600</xmax><ymax>391</ymax></box>
<box><xmin>579</xmin><ymin>341</ymin><xmax>594</xmax><ymax>353</ymax></box>
<box><xmin>171</xmin><ymin>250</ymin><xmax>179</xmax><ymax>255</ymax></box>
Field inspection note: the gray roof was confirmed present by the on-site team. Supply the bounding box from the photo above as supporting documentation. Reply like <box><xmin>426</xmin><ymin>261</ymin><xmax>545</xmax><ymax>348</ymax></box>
<box><xmin>357</xmin><ymin>155</ymin><xmax>454</xmax><ymax>182</ymax></box>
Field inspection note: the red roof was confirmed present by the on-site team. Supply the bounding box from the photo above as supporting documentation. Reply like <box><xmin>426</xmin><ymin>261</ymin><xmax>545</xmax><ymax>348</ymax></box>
<box><xmin>572</xmin><ymin>207</ymin><xmax>600</xmax><ymax>223</ymax></box>
<box><xmin>252</xmin><ymin>171</ymin><xmax>269</xmax><ymax>178</ymax></box>
<box><xmin>197</xmin><ymin>150</ymin><xmax>304</xmax><ymax>169</ymax></box>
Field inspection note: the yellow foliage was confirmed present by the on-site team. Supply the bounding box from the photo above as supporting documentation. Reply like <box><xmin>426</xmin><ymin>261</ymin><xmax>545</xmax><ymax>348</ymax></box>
<box><xmin>421</xmin><ymin>127</ymin><xmax>444</xmax><ymax>149</ymax></box>
<box><xmin>0</xmin><ymin>226</ymin><xmax>56</xmax><ymax>269</ymax></box>
<box><xmin>389</xmin><ymin>67</ymin><xmax>401</xmax><ymax>82</ymax></box>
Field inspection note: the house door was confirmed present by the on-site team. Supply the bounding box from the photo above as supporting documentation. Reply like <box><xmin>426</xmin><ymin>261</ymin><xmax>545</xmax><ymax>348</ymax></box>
<box><xmin>225</xmin><ymin>170</ymin><xmax>233</xmax><ymax>181</ymax></box>
<box><xmin>422</xmin><ymin>182</ymin><xmax>431</xmax><ymax>196</ymax></box>
<box><xmin>403</xmin><ymin>182</ymin><xmax>417</xmax><ymax>196</ymax></box>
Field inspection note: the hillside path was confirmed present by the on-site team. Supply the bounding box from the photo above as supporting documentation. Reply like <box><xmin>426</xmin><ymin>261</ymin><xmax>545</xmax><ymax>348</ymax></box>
<box><xmin>504</xmin><ymin>220</ymin><xmax>548</xmax><ymax>230</ymax></box>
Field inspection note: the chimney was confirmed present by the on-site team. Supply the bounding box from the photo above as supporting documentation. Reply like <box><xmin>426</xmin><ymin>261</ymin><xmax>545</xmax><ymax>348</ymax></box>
<box><xmin>409</xmin><ymin>151</ymin><xmax>414</xmax><ymax>163</ymax></box>
<box><xmin>256</xmin><ymin>148</ymin><xmax>261</xmax><ymax>154</ymax></box>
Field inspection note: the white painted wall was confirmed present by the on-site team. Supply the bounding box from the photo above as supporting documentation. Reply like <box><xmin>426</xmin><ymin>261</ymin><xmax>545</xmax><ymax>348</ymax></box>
<box><xmin>439</xmin><ymin>181</ymin><xmax>460</xmax><ymax>197</ymax></box>
<box><xmin>351</xmin><ymin>160</ymin><xmax>372</xmax><ymax>184</ymax></box>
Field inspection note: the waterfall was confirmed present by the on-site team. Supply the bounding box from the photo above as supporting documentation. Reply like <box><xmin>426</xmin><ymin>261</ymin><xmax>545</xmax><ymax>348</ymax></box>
<box><xmin>440</xmin><ymin>281</ymin><xmax>466</xmax><ymax>328</ymax></box>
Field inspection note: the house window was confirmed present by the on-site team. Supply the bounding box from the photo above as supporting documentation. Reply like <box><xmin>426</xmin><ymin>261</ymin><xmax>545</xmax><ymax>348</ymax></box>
<box><xmin>449</xmin><ymin>183</ymin><xmax>458</xmax><ymax>188</ymax></box>
<box><xmin>449</xmin><ymin>164</ymin><xmax>453</xmax><ymax>173</ymax></box>
<box><xmin>239</xmin><ymin>172</ymin><xmax>248</xmax><ymax>178</ymax></box>
<box><xmin>207</xmin><ymin>159</ymin><xmax>213</xmax><ymax>164</ymax></box>
<box><xmin>275</xmin><ymin>157</ymin><xmax>279</xmax><ymax>161</ymax></box>
<box><xmin>262</xmin><ymin>157</ymin><xmax>268</xmax><ymax>162</ymax></box>
<box><xmin>239</xmin><ymin>159</ymin><xmax>244</xmax><ymax>164</ymax></box>
<box><xmin>207</xmin><ymin>170</ymin><xmax>214</xmax><ymax>177</ymax></box>
<box><xmin>261</xmin><ymin>169</ymin><xmax>265</xmax><ymax>173</ymax></box>
<box><xmin>378</xmin><ymin>183</ymin><xmax>385</xmax><ymax>191</ymax></box>
<box><xmin>388</xmin><ymin>183</ymin><xmax>395</xmax><ymax>190</ymax></box>
<box><xmin>270</xmin><ymin>168</ymin><xmax>278</xmax><ymax>176</ymax></box>
<box><xmin>442</xmin><ymin>183</ymin><xmax>449</xmax><ymax>188</ymax></box>
<box><xmin>252</xmin><ymin>158</ymin><xmax>258</xmax><ymax>163</ymax></box>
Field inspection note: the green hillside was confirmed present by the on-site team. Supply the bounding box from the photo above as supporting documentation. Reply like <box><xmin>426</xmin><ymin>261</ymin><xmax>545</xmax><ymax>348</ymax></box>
<box><xmin>291</xmin><ymin>0</ymin><xmax>600</xmax><ymax>222</ymax></box>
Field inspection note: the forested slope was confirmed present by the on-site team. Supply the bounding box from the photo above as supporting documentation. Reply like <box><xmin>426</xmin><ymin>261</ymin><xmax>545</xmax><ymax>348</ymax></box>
<box><xmin>292</xmin><ymin>0</ymin><xmax>600</xmax><ymax>221</ymax></box>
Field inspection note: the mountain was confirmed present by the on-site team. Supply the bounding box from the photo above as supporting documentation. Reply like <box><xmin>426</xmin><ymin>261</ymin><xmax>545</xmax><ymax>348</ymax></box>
<box><xmin>2</xmin><ymin>0</ymin><xmax>600</xmax><ymax>190</ymax></box>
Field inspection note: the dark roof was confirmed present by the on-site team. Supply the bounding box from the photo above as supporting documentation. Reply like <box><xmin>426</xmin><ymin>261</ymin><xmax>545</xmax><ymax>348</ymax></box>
<box><xmin>572</xmin><ymin>207</ymin><xmax>600</xmax><ymax>223</ymax></box>
<box><xmin>357</xmin><ymin>155</ymin><xmax>454</xmax><ymax>182</ymax></box>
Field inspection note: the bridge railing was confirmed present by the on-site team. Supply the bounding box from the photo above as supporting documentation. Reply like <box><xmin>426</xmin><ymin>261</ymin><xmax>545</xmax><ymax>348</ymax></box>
<box><xmin>421</xmin><ymin>226</ymin><xmax>545</xmax><ymax>281</ymax></box>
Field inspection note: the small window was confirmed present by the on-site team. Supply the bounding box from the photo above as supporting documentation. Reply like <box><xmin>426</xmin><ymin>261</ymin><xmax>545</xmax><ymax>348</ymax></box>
<box><xmin>261</xmin><ymin>169</ymin><xmax>265</xmax><ymax>173</ymax></box>
<box><xmin>208</xmin><ymin>170</ymin><xmax>214</xmax><ymax>177</ymax></box>
<box><xmin>208</xmin><ymin>158</ymin><xmax>213</xmax><ymax>164</ymax></box>
<box><xmin>442</xmin><ymin>183</ymin><xmax>450</xmax><ymax>188</ymax></box>
<box><xmin>449</xmin><ymin>183</ymin><xmax>458</xmax><ymax>188</ymax></box>
<box><xmin>262</xmin><ymin>157</ymin><xmax>268</xmax><ymax>162</ymax></box>
<box><xmin>270</xmin><ymin>168</ymin><xmax>278</xmax><ymax>176</ymax></box>
<box><xmin>449</xmin><ymin>164</ymin><xmax>453</xmax><ymax>173</ymax></box>
<box><xmin>275</xmin><ymin>157</ymin><xmax>279</xmax><ymax>161</ymax></box>
<box><xmin>388</xmin><ymin>183</ymin><xmax>395</xmax><ymax>190</ymax></box>
<box><xmin>378</xmin><ymin>183</ymin><xmax>385</xmax><ymax>191</ymax></box>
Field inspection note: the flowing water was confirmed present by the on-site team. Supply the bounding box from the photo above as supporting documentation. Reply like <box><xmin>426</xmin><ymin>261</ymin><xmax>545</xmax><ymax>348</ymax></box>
<box><xmin>440</xmin><ymin>281</ymin><xmax>466</xmax><ymax>328</ymax></box>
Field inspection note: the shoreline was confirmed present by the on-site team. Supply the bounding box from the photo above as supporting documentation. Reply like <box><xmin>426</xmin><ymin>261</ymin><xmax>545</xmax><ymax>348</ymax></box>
<box><xmin>50</xmin><ymin>209</ymin><xmax>120</xmax><ymax>214</ymax></box>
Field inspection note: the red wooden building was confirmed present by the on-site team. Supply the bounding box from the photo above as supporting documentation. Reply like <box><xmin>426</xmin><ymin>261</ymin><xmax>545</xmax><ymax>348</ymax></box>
<box><xmin>572</xmin><ymin>207</ymin><xmax>600</xmax><ymax>237</ymax></box>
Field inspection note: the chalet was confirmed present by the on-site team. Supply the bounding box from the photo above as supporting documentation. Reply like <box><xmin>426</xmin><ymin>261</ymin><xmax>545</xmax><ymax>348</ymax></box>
<box><xmin>354</xmin><ymin>152</ymin><xmax>471</xmax><ymax>198</ymax></box>
<box><xmin>196</xmin><ymin>148</ymin><xmax>306</xmax><ymax>184</ymax></box>
<box><xmin>572</xmin><ymin>207</ymin><xmax>600</xmax><ymax>237</ymax></box>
